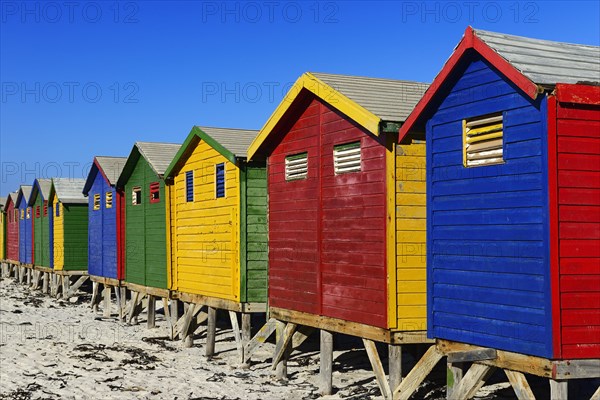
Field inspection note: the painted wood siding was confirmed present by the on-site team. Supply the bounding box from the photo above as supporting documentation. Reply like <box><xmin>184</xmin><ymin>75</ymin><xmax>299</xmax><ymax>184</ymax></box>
<box><xmin>395</xmin><ymin>141</ymin><xmax>427</xmax><ymax>331</ymax></box>
<box><xmin>6</xmin><ymin>201</ymin><xmax>18</xmax><ymax>261</ymax></box>
<box><xmin>18</xmin><ymin>198</ymin><xmax>32</xmax><ymax>264</ymax></box>
<box><xmin>428</xmin><ymin>57</ymin><xmax>552</xmax><ymax>358</ymax></box>
<box><xmin>170</xmin><ymin>141</ymin><xmax>240</xmax><ymax>300</ymax></box>
<box><xmin>0</xmin><ymin>211</ymin><xmax>4</xmax><ymax>260</ymax></box>
<box><xmin>88</xmin><ymin>171</ymin><xmax>119</xmax><ymax>279</ymax></box>
<box><xmin>63</xmin><ymin>205</ymin><xmax>88</xmax><ymax>270</ymax></box>
<box><xmin>33</xmin><ymin>196</ymin><xmax>50</xmax><ymax>267</ymax></box>
<box><xmin>125</xmin><ymin>158</ymin><xmax>168</xmax><ymax>288</ymax></box>
<box><xmin>269</xmin><ymin>97</ymin><xmax>321</xmax><ymax>315</ymax></box>
<box><xmin>554</xmin><ymin>100</ymin><xmax>600</xmax><ymax>359</ymax></box>
<box><xmin>244</xmin><ymin>163</ymin><xmax>268</xmax><ymax>303</ymax></box>
<box><xmin>269</xmin><ymin>96</ymin><xmax>387</xmax><ymax>328</ymax></box>
<box><xmin>53</xmin><ymin>201</ymin><xmax>64</xmax><ymax>270</ymax></box>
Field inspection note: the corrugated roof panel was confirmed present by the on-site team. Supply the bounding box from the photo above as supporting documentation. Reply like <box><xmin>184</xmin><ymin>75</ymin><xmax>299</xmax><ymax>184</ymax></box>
<box><xmin>197</xmin><ymin>126</ymin><xmax>259</xmax><ymax>158</ymax></box>
<box><xmin>474</xmin><ymin>29</ymin><xmax>600</xmax><ymax>86</ymax></box>
<box><xmin>35</xmin><ymin>179</ymin><xmax>53</xmax><ymax>201</ymax></box>
<box><xmin>136</xmin><ymin>142</ymin><xmax>181</xmax><ymax>177</ymax></box>
<box><xmin>52</xmin><ymin>178</ymin><xmax>87</xmax><ymax>204</ymax></box>
<box><xmin>311</xmin><ymin>72</ymin><xmax>430</xmax><ymax>122</ymax></box>
<box><xmin>95</xmin><ymin>156</ymin><xmax>127</xmax><ymax>185</ymax></box>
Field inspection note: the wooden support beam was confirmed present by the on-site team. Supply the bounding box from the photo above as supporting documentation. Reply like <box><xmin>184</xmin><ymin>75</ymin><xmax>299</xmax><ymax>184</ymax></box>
<box><xmin>119</xmin><ymin>287</ymin><xmax>127</xmax><ymax>321</ymax></box>
<box><xmin>42</xmin><ymin>272</ymin><xmax>49</xmax><ymax>294</ymax></box>
<box><xmin>319</xmin><ymin>330</ymin><xmax>333</xmax><ymax>396</ymax></box>
<box><xmin>205</xmin><ymin>307</ymin><xmax>217</xmax><ymax>358</ymax></box>
<box><xmin>162</xmin><ymin>297</ymin><xmax>171</xmax><ymax>336</ymax></box>
<box><xmin>66</xmin><ymin>276</ymin><xmax>88</xmax><ymax>298</ymax></box>
<box><xmin>590</xmin><ymin>384</ymin><xmax>600</xmax><ymax>400</ymax></box>
<box><xmin>61</xmin><ymin>276</ymin><xmax>70</xmax><ymax>299</ymax></box>
<box><xmin>448</xmin><ymin>348</ymin><xmax>497</xmax><ymax>363</ymax></box>
<box><xmin>113</xmin><ymin>286</ymin><xmax>122</xmax><ymax>317</ymax></box>
<box><xmin>550</xmin><ymin>380</ymin><xmax>568</xmax><ymax>400</ymax></box>
<box><xmin>292</xmin><ymin>326</ymin><xmax>315</xmax><ymax>349</ymax></box>
<box><xmin>147</xmin><ymin>295</ymin><xmax>156</xmax><ymax>329</ymax></box>
<box><xmin>26</xmin><ymin>268</ymin><xmax>31</xmax><ymax>285</ymax></box>
<box><xmin>504</xmin><ymin>369</ymin><xmax>536</xmax><ymax>400</ymax></box>
<box><xmin>272</xmin><ymin>322</ymin><xmax>297</xmax><ymax>371</ymax></box>
<box><xmin>242</xmin><ymin>313</ymin><xmax>252</xmax><ymax>343</ymax></box>
<box><xmin>229</xmin><ymin>311</ymin><xmax>244</xmax><ymax>362</ymax></box>
<box><xmin>453</xmin><ymin>363</ymin><xmax>496</xmax><ymax>400</ymax></box>
<box><xmin>389</xmin><ymin>345</ymin><xmax>403</xmax><ymax>395</ymax></box>
<box><xmin>102</xmin><ymin>285</ymin><xmax>112</xmax><ymax>317</ymax></box>
<box><xmin>393</xmin><ymin>345</ymin><xmax>443</xmax><ymax>400</ymax></box>
<box><xmin>363</xmin><ymin>338</ymin><xmax>393</xmax><ymax>400</ymax></box>
<box><xmin>127</xmin><ymin>291</ymin><xmax>142</xmax><ymax>324</ymax></box>
<box><xmin>244</xmin><ymin>318</ymin><xmax>277</xmax><ymax>364</ymax></box>
<box><xmin>447</xmin><ymin>362</ymin><xmax>463</xmax><ymax>400</ymax></box>
<box><xmin>179</xmin><ymin>303</ymin><xmax>204</xmax><ymax>346</ymax></box>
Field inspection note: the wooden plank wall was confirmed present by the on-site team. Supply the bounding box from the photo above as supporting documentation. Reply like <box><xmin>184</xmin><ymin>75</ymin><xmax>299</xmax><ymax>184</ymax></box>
<box><xmin>52</xmin><ymin>201</ymin><xmax>64</xmax><ymax>270</ymax></box>
<box><xmin>555</xmin><ymin>99</ymin><xmax>600</xmax><ymax>359</ymax></box>
<box><xmin>245</xmin><ymin>163</ymin><xmax>268</xmax><ymax>303</ymax></box>
<box><xmin>63</xmin><ymin>205</ymin><xmax>88</xmax><ymax>271</ymax></box>
<box><xmin>5</xmin><ymin>200</ymin><xmax>18</xmax><ymax>261</ymax></box>
<box><xmin>428</xmin><ymin>56</ymin><xmax>552</xmax><ymax>358</ymax></box>
<box><xmin>395</xmin><ymin>140</ymin><xmax>427</xmax><ymax>331</ymax></box>
<box><xmin>171</xmin><ymin>140</ymin><xmax>240</xmax><ymax>301</ymax></box>
<box><xmin>18</xmin><ymin>198</ymin><xmax>32</xmax><ymax>264</ymax></box>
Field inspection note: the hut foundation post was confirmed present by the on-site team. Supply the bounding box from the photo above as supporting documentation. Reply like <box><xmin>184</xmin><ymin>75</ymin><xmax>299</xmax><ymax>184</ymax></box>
<box><xmin>363</xmin><ymin>339</ymin><xmax>393</xmax><ymax>400</ymax></box>
<box><xmin>147</xmin><ymin>295</ymin><xmax>156</xmax><ymax>329</ymax></box>
<box><xmin>91</xmin><ymin>282</ymin><xmax>100</xmax><ymax>312</ymax></box>
<box><xmin>162</xmin><ymin>298</ymin><xmax>171</xmax><ymax>334</ymax></box>
<box><xmin>389</xmin><ymin>344</ymin><xmax>403</xmax><ymax>394</ymax></box>
<box><xmin>550</xmin><ymin>380</ymin><xmax>568</xmax><ymax>400</ymax></box>
<box><xmin>102</xmin><ymin>285</ymin><xmax>112</xmax><ymax>317</ymax></box>
<box><xmin>273</xmin><ymin>321</ymin><xmax>296</xmax><ymax>381</ymax></box>
<box><xmin>61</xmin><ymin>276</ymin><xmax>70</xmax><ymax>299</ymax></box>
<box><xmin>228</xmin><ymin>311</ymin><xmax>244</xmax><ymax>362</ymax></box>
<box><xmin>170</xmin><ymin>299</ymin><xmax>179</xmax><ymax>325</ymax></box>
<box><xmin>1</xmin><ymin>263</ymin><xmax>7</xmax><ymax>277</ymax></box>
<box><xmin>205</xmin><ymin>306</ymin><xmax>217</xmax><ymax>358</ymax></box>
<box><xmin>42</xmin><ymin>272</ymin><xmax>49</xmax><ymax>294</ymax></box>
<box><xmin>113</xmin><ymin>286</ymin><xmax>122</xmax><ymax>319</ymax></box>
<box><xmin>26</xmin><ymin>268</ymin><xmax>32</xmax><ymax>285</ymax></box>
<box><xmin>119</xmin><ymin>287</ymin><xmax>127</xmax><ymax>321</ymax></box>
<box><xmin>504</xmin><ymin>370</ymin><xmax>536</xmax><ymax>400</ymax></box>
<box><xmin>241</xmin><ymin>313</ymin><xmax>251</xmax><ymax>365</ymax></box>
<box><xmin>446</xmin><ymin>362</ymin><xmax>463</xmax><ymax>400</ymax></box>
<box><xmin>319</xmin><ymin>330</ymin><xmax>334</xmax><ymax>395</ymax></box>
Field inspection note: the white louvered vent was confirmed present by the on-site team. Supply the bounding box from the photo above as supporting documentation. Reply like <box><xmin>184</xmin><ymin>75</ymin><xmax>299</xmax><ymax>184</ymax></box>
<box><xmin>285</xmin><ymin>153</ymin><xmax>308</xmax><ymax>181</ymax></box>
<box><xmin>334</xmin><ymin>142</ymin><xmax>361</xmax><ymax>174</ymax></box>
<box><xmin>464</xmin><ymin>114</ymin><xmax>504</xmax><ymax>167</ymax></box>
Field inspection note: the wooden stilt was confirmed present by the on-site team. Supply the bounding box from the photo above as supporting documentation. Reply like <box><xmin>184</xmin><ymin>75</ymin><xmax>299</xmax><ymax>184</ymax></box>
<box><xmin>453</xmin><ymin>363</ymin><xmax>496</xmax><ymax>400</ymax></box>
<box><xmin>91</xmin><ymin>281</ymin><xmax>99</xmax><ymax>311</ymax></box>
<box><xmin>205</xmin><ymin>307</ymin><xmax>217</xmax><ymax>357</ymax></box>
<box><xmin>447</xmin><ymin>362</ymin><xmax>463</xmax><ymax>400</ymax></box>
<box><xmin>170</xmin><ymin>299</ymin><xmax>179</xmax><ymax>325</ymax></box>
<box><xmin>229</xmin><ymin>311</ymin><xmax>244</xmax><ymax>361</ymax></box>
<box><xmin>127</xmin><ymin>291</ymin><xmax>141</xmax><ymax>324</ymax></box>
<box><xmin>113</xmin><ymin>286</ymin><xmax>122</xmax><ymax>318</ymax></box>
<box><xmin>393</xmin><ymin>345</ymin><xmax>443</xmax><ymax>400</ymax></box>
<box><xmin>61</xmin><ymin>276</ymin><xmax>70</xmax><ymax>299</ymax></box>
<box><xmin>273</xmin><ymin>322</ymin><xmax>296</xmax><ymax>381</ymax></box>
<box><xmin>590</xmin><ymin>385</ymin><xmax>600</xmax><ymax>400</ymax></box>
<box><xmin>162</xmin><ymin>297</ymin><xmax>171</xmax><ymax>335</ymax></box>
<box><xmin>363</xmin><ymin>339</ymin><xmax>393</xmax><ymax>400</ymax></box>
<box><xmin>147</xmin><ymin>295</ymin><xmax>156</xmax><ymax>329</ymax></box>
<box><xmin>65</xmin><ymin>276</ymin><xmax>88</xmax><ymax>298</ymax></box>
<box><xmin>504</xmin><ymin>369</ymin><xmax>536</xmax><ymax>400</ymax></box>
<box><xmin>42</xmin><ymin>272</ymin><xmax>49</xmax><ymax>293</ymax></box>
<box><xmin>26</xmin><ymin>268</ymin><xmax>32</xmax><ymax>285</ymax></box>
<box><xmin>292</xmin><ymin>325</ymin><xmax>315</xmax><ymax>349</ymax></box>
<box><xmin>102</xmin><ymin>285</ymin><xmax>111</xmax><ymax>318</ymax></box>
<box><xmin>244</xmin><ymin>318</ymin><xmax>277</xmax><ymax>364</ymax></box>
<box><xmin>389</xmin><ymin>344</ymin><xmax>403</xmax><ymax>395</ymax></box>
<box><xmin>319</xmin><ymin>330</ymin><xmax>334</xmax><ymax>395</ymax></box>
<box><xmin>119</xmin><ymin>287</ymin><xmax>127</xmax><ymax>321</ymax></box>
<box><xmin>550</xmin><ymin>380</ymin><xmax>568</xmax><ymax>400</ymax></box>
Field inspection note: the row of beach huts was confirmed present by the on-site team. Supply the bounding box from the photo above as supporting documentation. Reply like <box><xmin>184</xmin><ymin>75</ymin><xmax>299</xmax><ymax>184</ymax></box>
<box><xmin>1</xmin><ymin>27</ymin><xmax>599</xmax><ymax>399</ymax></box>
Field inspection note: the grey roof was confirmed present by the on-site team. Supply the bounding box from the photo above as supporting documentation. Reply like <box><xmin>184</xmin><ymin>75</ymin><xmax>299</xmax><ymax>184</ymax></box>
<box><xmin>30</xmin><ymin>178</ymin><xmax>53</xmax><ymax>204</ymax></box>
<box><xmin>136</xmin><ymin>142</ymin><xmax>181</xmax><ymax>176</ymax></box>
<box><xmin>0</xmin><ymin>196</ymin><xmax>5</xmax><ymax>211</ymax></box>
<box><xmin>96</xmin><ymin>156</ymin><xmax>127</xmax><ymax>185</ymax></box>
<box><xmin>7</xmin><ymin>192</ymin><xmax>18</xmax><ymax>206</ymax></box>
<box><xmin>18</xmin><ymin>186</ymin><xmax>33</xmax><ymax>205</ymax></box>
<box><xmin>52</xmin><ymin>178</ymin><xmax>87</xmax><ymax>204</ymax></box>
<box><xmin>311</xmin><ymin>72</ymin><xmax>429</xmax><ymax>122</ymax></box>
<box><xmin>474</xmin><ymin>29</ymin><xmax>600</xmax><ymax>87</ymax></box>
<box><xmin>197</xmin><ymin>126</ymin><xmax>259</xmax><ymax>158</ymax></box>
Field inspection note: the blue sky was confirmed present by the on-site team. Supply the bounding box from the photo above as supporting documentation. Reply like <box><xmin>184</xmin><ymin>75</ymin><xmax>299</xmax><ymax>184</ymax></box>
<box><xmin>1</xmin><ymin>1</ymin><xmax>599</xmax><ymax>195</ymax></box>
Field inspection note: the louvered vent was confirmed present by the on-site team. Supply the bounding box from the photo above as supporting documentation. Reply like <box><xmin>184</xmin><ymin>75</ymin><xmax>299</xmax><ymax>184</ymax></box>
<box><xmin>285</xmin><ymin>153</ymin><xmax>308</xmax><ymax>181</ymax></box>
<box><xmin>334</xmin><ymin>142</ymin><xmax>361</xmax><ymax>174</ymax></box>
<box><xmin>215</xmin><ymin>163</ymin><xmax>226</xmax><ymax>198</ymax></box>
<box><xmin>464</xmin><ymin>114</ymin><xmax>504</xmax><ymax>167</ymax></box>
<box><xmin>185</xmin><ymin>171</ymin><xmax>194</xmax><ymax>202</ymax></box>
